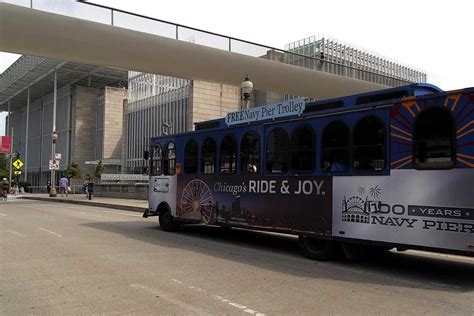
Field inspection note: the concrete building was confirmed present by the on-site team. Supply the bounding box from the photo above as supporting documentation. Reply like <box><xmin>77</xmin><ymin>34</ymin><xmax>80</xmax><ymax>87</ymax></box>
<box><xmin>0</xmin><ymin>56</ymin><xmax>128</xmax><ymax>188</ymax></box>
<box><xmin>126</xmin><ymin>73</ymin><xmax>241</xmax><ymax>172</ymax></box>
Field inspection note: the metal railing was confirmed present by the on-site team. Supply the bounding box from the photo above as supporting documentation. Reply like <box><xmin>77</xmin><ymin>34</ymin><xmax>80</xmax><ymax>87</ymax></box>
<box><xmin>76</xmin><ymin>0</ymin><xmax>418</xmax><ymax>87</ymax></box>
<box><xmin>4</xmin><ymin>0</ymin><xmax>423</xmax><ymax>87</ymax></box>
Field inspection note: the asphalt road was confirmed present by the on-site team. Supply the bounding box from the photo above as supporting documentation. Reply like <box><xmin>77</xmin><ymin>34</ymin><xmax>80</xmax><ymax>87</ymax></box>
<box><xmin>1</xmin><ymin>198</ymin><xmax>473</xmax><ymax>315</ymax></box>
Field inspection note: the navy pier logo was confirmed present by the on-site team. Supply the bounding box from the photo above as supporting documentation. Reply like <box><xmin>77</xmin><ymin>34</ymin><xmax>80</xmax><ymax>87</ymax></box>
<box><xmin>342</xmin><ymin>185</ymin><xmax>382</xmax><ymax>224</ymax></box>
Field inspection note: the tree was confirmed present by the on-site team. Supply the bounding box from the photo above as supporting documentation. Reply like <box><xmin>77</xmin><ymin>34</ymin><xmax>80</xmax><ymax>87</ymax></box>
<box><xmin>94</xmin><ymin>160</ymin><xmax>104</xmax><ymax>179</ymax></box>
<box><xmin>66</xmin><ymin>161</ymin><xmax>82</xmax><ymax>180</ymax></box>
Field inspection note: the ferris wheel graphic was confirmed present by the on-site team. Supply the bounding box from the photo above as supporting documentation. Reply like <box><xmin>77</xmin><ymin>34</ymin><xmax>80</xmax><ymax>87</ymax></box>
<box><xmin>180</xmin><ymin>179</ymin><xmax>214</xmax><ymax>223</ymax></box>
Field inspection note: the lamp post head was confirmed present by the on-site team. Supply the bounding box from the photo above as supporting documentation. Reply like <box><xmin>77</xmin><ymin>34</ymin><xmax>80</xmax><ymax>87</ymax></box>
<box><xmin>51</xmin><ymin>131</ymin><xmax>58</xmax><ymax>143</ymax></box>
<box><xmin>241</xmin><ymin>75</ymin><xmax>253</xmax><ymax>101</ymax></box>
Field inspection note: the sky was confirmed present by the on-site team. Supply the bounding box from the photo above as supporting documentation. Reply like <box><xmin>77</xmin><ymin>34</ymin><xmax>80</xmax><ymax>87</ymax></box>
<box><xmin>1</xmin><ymin>0</ymin><xmax>473</xmax><ymax>135</ymax></box>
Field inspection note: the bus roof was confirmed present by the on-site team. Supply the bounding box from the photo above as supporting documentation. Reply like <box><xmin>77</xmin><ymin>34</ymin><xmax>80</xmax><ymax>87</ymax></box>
<box><xmin>152</xmin><ymin>83</ymin><xmax>446</xmax><ymax>142</ymax></box>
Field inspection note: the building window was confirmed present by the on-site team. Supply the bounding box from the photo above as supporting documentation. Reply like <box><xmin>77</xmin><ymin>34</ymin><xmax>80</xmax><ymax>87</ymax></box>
<box><xmin>184</xmin><ymin>139</ymin><xmax>199</xmax><ymax>174</ymax></box>
<box><xmin>414</xmin><ymin>107</ymin><xmax>455</xmax><ymax>169</ymax></box>
<box><xmin>321</xmin><ymin>121</ymin><xmax>350</xmax><ymax>173</ymax></box>
<box><xmin>220</xmin><ymin>135</ymin><xmax>237</xmax><ymax>174</ymax></box>
<box><xmin>266</xmin><ymin>127</ymin><xmax>289</xmax><ymax>173</ymax></box>
<box><xmin>163</xmin><ymin>142</ymin><xmax>176</xmax><ymax>175</ymax></box>
<box><xmin>241</xmin><ymin>132</ymin><xmax>260</xmax><ymax>174</ymax></box>
<box><xmin>291</xmin><ymin>125</ymin><xmax>315</xmax><ymax>172</ymax></box>
<box><xmin>201</xmin><ymin>138</ymin><xmax>216</xmax><ymax>174</ymax></box>
<box><xmin>151</xmin><ymin>144</ymin><xmax>162</xmax><ymax>176</ymax></box>
<box><xmin>353</xmin><ymin>116</ymin><xmax>385</xmax><ymax>171</ymax></box>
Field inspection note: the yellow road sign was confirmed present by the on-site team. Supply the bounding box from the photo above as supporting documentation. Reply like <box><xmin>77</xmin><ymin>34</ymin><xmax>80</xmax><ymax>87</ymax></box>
<box><xmin>13</xmin><ymin>159</ymin><xmax>24</xmax><ymax>169</ymax></box>
<box><xmin>13</xmin><ymin>170</ymin><xmax>22</xmax><ymax>175</ymax></box>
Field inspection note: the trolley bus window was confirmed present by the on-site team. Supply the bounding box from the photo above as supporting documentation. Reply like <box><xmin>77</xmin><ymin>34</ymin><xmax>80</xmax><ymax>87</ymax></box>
<box><xmin>291</xmin><ymin>125</ymin><xmax>315</xmax><ymax>172</ymax></box>
<box><xmin>266</xmin><ymin>127</ymin><xmax>290</xmax><ymax>173</ymax></box>
<box><xmin>163</xmin><ymin>142</ymin><xmax>176</xmax><ymax>175</ymax></box>
<box><xmin>220</xmin><ymin>135</ymin><xmax>237</xmax><ymax>174</ymax></box>
<box><xmin>353</xmin><ymin>116</ymin><xmax>385</xmax><ymax>171</ymax></box>
<box><xmin>151</xmin><ymin>144</ymin><xmax>162</xmax><ymax>176</ymax></box>
<box><xmin>184</xmin><ymin>139</ymin><xmax>199</xmax><ymax>174</ymax></box>
<box><xmin>321</xmin><ymin>121</ymin><xmax>350</xmax><ymax>173</ymax></box>
<box><xmin>201</xmin><ymin>138</ymin><xmax>216</xmax><ymax>174</ymax></box>
<box><xmin>414</xmin><ymin>107</ymin><xmax>455</xmax><ymax>169</ymax></box>
<box><xmin>241</xmin><ymin>132</ymin><xmax>259</xmax><ymax>174</ymax></box>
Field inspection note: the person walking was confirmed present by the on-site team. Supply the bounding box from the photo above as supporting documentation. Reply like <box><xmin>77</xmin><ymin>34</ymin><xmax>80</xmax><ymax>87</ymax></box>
<box><xmin>86</xmin><ymin>175</ymin><xmax>94</xmax><ymax>200</ymax></box>
<box><xmin>59</xmin><ymin>175</ymin><xmax>69</xmax><ymax>197</ymax></box>
<box><xmin>1</xmin><ymin>178</ymin><xmax>9</xmax><ymax>201</ymax></box>
<box><xmin>46</xmin><ymin>181</ymin><xmax>51</xmax><ymax>194</ymax></box>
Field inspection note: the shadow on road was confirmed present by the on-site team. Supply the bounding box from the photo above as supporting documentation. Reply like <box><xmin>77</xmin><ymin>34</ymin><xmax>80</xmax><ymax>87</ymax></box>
<box><xmin>82</xmin><ymin>220</ymin><xmax>474</xmax><ymax>293</ymax></box>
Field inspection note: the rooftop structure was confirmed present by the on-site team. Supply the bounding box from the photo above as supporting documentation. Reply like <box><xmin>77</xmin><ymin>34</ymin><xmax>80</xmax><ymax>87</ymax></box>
<box><xmin>285</xmin><ymin>36</ymin><xmax>427</xmax><ymax>86</ymax></box>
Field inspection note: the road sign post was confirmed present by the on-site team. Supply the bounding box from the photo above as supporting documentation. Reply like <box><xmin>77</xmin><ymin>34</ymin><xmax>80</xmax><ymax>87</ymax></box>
<box><xmin>8</xmin><ymin>128</ymin><xmax>13</xmax><ymax>191</ymax></box>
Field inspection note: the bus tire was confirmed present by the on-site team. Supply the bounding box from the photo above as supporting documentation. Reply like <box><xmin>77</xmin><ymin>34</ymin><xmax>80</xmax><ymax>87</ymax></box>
<box><xmin>158</xmin><ymin>204</ymin><xmax>180</xmax><ymax>232</ymax></box>
<box><xmin>298</xmin><ymin>236</ymin><xmax>340</xmax><ymax>261</ymax></box>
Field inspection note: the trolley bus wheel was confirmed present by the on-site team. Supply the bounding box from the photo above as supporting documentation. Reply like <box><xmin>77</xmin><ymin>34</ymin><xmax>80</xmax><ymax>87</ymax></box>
<box><xmin>298</xmin><ymin>236</ymin><xmax>340</xmax><ymax>261</ymax></box>
<box><xmin>158</xmin><ymin>204</ymin><xmax>180</xmax><ymax>232</ymax></box>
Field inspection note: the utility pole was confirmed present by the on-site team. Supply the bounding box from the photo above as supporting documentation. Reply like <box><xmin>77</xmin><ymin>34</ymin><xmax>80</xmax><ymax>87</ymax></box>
<box><xmin>8</xmin><ymin>127</ymin><xmax>13</xmax><ymax>192</ymax></box>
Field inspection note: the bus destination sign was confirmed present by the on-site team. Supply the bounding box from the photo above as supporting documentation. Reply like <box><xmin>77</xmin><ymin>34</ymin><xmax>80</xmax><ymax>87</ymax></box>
<box><xmin>225</xmin><ymin>98</ymin><xmax>305</xmax><ymax>126</ymax></box>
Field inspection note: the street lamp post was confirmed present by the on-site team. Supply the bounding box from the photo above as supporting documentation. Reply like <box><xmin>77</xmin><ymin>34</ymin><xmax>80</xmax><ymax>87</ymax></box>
<box><xmin>49</xmin><ymin>131</ymin><xmax>58</xmax><ymax>197</ymax></box>
<box><xmin>49</xmin><ymin>70</ymin><xmax>58</xmax><ymax>197</ymax></box>
<box><xmin>241</xmin><ymin>75</ymin><xmax>253</xmax><ymax>110</ymax></box>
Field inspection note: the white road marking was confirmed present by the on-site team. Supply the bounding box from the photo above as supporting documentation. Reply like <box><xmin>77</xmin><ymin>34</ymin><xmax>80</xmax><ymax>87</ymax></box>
<box><xmin>39</xmin><ymin>227</ymin><xmax>62</xmax><ymax>237</ymax></box>
<box><xmin>171</xmin><ymin>278</ymin><xmax>265</xmax><ymax>315</ymax></box>
<box><xmin>129</xmin><ymin>284</ymin><xmax>208</xmax><ymax>314</ymax></box>
<box><xmin>4</xmin><ymin>229</ymin><xmax>26</xmax><ymax>238</ymax></box>
<box><xmin>229</xmin><ymin>302</ymin><xmax>246</xmax><ymax>309</ymax></box>
<box><xmin>1</xmin><ymin>213</ymin><xmax>7</xmax><ymax>216</ymax></box>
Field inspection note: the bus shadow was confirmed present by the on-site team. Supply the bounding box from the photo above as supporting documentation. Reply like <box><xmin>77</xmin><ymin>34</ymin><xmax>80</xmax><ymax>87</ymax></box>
<box><xmin>82</xmin><ymin>220</ymin><xmax>474</xmax><ymax>293</ymax></box>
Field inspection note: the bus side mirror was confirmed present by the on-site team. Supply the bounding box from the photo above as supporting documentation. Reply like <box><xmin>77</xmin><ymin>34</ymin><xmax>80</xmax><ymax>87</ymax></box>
<box><xmin>143</xmin><ymin>150</ymin><xmax>149</xmax><ymax>160</ymax></box>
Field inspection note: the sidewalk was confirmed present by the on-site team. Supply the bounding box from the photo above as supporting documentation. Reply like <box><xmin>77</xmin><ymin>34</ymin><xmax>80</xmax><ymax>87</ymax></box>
<box><xmin>19</xmin><ymin>193</ymin><xmax>148</xmax><ymax>213</ymax></box>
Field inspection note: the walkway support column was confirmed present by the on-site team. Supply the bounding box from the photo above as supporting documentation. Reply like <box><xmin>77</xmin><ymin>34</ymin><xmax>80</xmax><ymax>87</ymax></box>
<box><xmin>6</xmin><ymin>100</ymin><xmax>10</xmax><ymax>136</ymax></box>
<box><xmin>25</xmin><ymin>87</ymin><xmax>30</xmax><ymax>182</ymax></box>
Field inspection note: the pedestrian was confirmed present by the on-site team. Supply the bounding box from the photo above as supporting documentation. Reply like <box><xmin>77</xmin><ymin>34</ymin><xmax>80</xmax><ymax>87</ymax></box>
<box><xmin>1</xmin><ymin>178</ymin><xmax>9</xmax><ymax>201</ymax></box>
<box><xmin>83</xmin><ymin>175</ymin><xmax>89</xmax><ymax>198</ymax></box>
<box><xmin>46</xmin><ymin>181</ymin><xmax>51</xmax><ymax>194</ymax></box>
<box><xmin>59</xmin><ymin>174</ymin><xmax>69</xmax><ymax>197</ymax></box>
<box><xmin>86</xmin><ymin>175</ymin><xmax>94</xmax><ymax>200</ymax></box>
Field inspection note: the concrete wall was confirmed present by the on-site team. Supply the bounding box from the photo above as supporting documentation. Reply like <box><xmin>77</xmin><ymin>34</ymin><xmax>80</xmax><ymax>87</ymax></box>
<box><xmin>94</xmin><ymin>183</ymin><xmax>148</xmax><ymax>200</ymax></box>
<box><xmin>190</xmin><ymin>81</ymin><xmax>240</xmax><ymax>125</ymax></box>
<box><xmin>70</xmin><ymin>85</ymin><xmax>100</xmax><ymax>183</ymax></box>
<box><xmin>103</xmin><ymin>87</ymin><xmax>127</xmax><ymax>160</ymax></box>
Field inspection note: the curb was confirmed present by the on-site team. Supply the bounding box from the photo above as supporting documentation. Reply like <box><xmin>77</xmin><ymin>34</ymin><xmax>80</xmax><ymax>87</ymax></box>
<box><xmin>19</xmin><ymin>196</ymin><xmax>147</xmax><ymax>213</ymax></box>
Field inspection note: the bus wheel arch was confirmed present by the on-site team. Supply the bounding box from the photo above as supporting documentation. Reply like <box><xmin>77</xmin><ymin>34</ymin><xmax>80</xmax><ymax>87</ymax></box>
<box><xmin>298</xmin><ymin>236</ymin><xmax>341</xmax><ymax>261</ymax></box>
<box><xmin>158</xmin><ymin>202</ymin><xmax>180</xmax><ymax>232</ymax></box>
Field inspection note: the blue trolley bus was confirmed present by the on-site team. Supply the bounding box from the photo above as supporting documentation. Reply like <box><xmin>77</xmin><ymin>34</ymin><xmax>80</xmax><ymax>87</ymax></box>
<box><xmin>144</xmin><ymin>83</ymin><xmax>474</xmax><ymax>260</ymax></box>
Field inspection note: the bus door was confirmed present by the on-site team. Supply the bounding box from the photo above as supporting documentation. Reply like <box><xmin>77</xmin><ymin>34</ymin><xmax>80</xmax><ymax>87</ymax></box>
<box><xmin>144</xmin><ymin>141</ymin><xmax>178</xmax><ymax>218</ymax></box>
